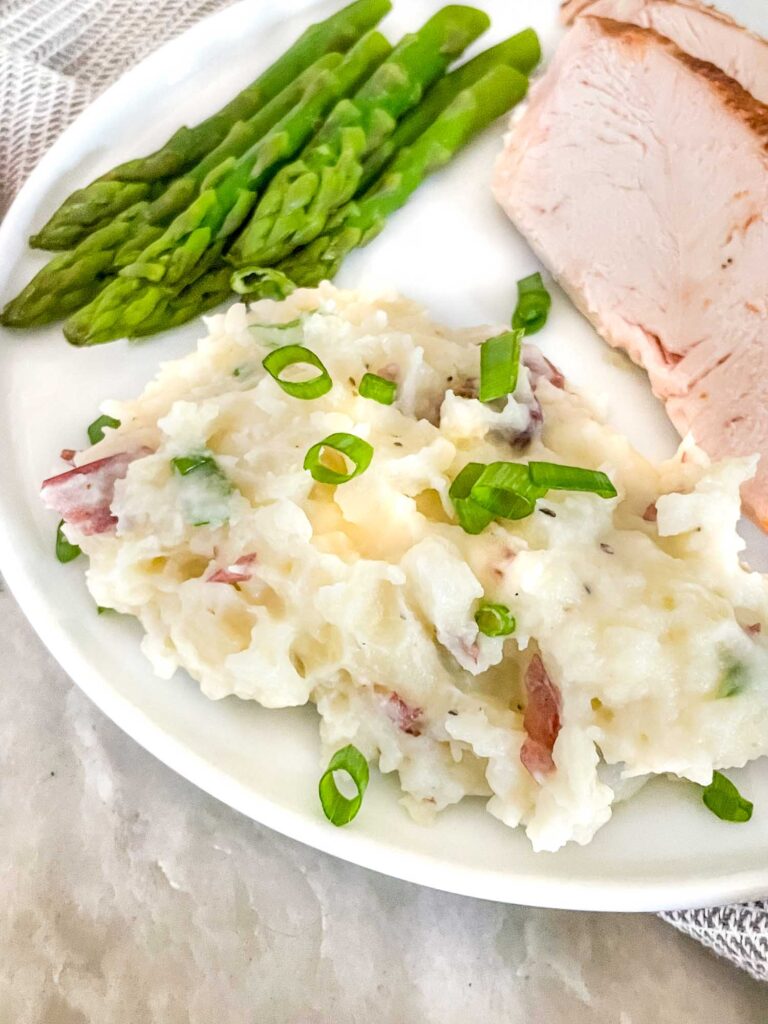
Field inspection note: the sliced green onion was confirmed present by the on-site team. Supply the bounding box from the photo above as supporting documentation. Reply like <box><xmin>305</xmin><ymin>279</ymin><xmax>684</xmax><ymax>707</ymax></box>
<box><xmin>718</xmin><ymin>659</ymin><xmax>747</xmax><ymax>699</ymax></box>
<box><xmin>318</xmin><ymin>744</ymin><xmax>369</xmax><ymax>826</ymax></box>
<box><xmin>55</xmin><ymin>520</ymin><xmax>81</xmax><ymax>563</ymax></box>
<box><xmin>171</xmin><ymin>453</ymin><xmax>232</xmax><ymax>527</ymax></box>
<box><xmin>231</xmin><ymin>265</ymin><xmax>296</xmax><ymax>299</ymax></box>
<box><xmin>87</xmin><ymin>414</ymin><xmax>120</xmax><ymax>445</ymax></box>
<box><xmin>262</xmin><ymin>344</ymin><xmax>332</xmax><ymax>400</ymax></box>
<box><xmin>171</xmin><ymin>453</ymin><xmax>219</xmax><ymax>477</ymax></box>
<box><xmin>448</xmin><ymin>463</ymin><xmax>494</xmax><ymax>535</ymax></box>
<box><xmin>475</xmin><ymin>602</ymin><xmax>515</xmax><ymax>637</ymax></box>
<box><xmin>702</xmin><ymin>771</ymin><xmax>753</xmax><ymax>823</ymax></box>
<box><xmin>304</xmin><ymin>432</ymin><xmax>373</xmax><ymax>484</ymax></box>
<box><xmin>479</xmin><ymin>330</ymin><xmax>522</xmax><ymax>403</ymax></box>
<box><xmin>359</xmin><ymin>372</ymin><xmax>397</xmax><ymax>405</ymax></box>
<box><xmin>512</xmin><ymin>272</ymin><xmax>551</xmax><ymax>336</ymax></box>
<box><xmin>528</xmin><ymin>461</ymin><xmax>617</xmax><ymax>498</ymax></box>
<box><xmin>249</xmin><ymin>318</ymin><xmax>301</xmax><ymax>331</ymax></box>
<box><xmin>470</xmin><ymin>462</ymin><xmax>547</xmax><ymax>520</ymax></box>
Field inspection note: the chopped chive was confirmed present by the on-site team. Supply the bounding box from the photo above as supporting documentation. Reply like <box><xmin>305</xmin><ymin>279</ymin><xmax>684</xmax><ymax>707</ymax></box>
<box><xmin>448</xmin><ymin>463</ymin><xmax>494</xmax><ymax>535</ymax></box>
<box><xmin>479</xmin><ymin>330</ymin><xmax>522</xmax><ymax>403</ymax></box>
<box><xmin>701</xmin><ymin>771</ymin><xmax>753</xmax><ymax>823</ymax></box>
<box><xmin>262</xmin><ymin>344</ymin><xmax>332</xmax><ymax>400</ymax></box>
<box><xmin>359</xmin><ymin>372</ymin><xmax>397</xmax><ymax>405</ymax></box>
<box><xmin>319</xmin><ymin>744</ymin><xmax>369</xmax><ymax>826</ymax></box>
<box><xmin>304</xmin><ymin>432</ymin><xmax>373</xmax><ymax>485</ymax></box>
<box><xmin>231</xmin><ymin>265</ymin><xmax>295</xmax><ymax>299</ymax></box>
<box><xmin>87</xmin><ymin>414</ymin><xmax>120</xmax><ymax>445</ymax></box>
<box><xmin>528</xmin><ymin>461</ymin><xmax>617</xmax><ymax>498</ymax></box>
<box><xmin>512</xmin><ymin>272</ymin><xmax>551</xmax><ymax>335</ymax></box>
<box><xmin>475</xmin><ymin>602</ymin><xmax>515</xmax><ymax>637</ymax></box>
<box><xmin>55</xmin><ymin>520</ymin><xmax>81</xmax><ymax>563</ymax></box>
<box><xmin>470</xmin><ymin>462</ymin><xmax>547</xmax><ymax>520</ymax></box>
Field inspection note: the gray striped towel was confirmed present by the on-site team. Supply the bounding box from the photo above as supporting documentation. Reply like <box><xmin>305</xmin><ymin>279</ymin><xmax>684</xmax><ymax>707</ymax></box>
<box><xmin>0</xmin><ymin>0</ymin><xmax>766</xmax><ymax>984</ymax></box>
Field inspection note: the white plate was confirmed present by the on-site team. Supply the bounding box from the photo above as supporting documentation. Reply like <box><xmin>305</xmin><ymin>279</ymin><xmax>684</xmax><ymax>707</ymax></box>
<box><xmin>1</xmin><ymin>0</ymin><xmax>767</xmax><ymax>912</ymax></box>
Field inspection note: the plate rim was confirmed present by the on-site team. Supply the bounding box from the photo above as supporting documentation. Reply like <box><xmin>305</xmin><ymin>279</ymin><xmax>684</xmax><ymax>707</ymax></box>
<box><xmin>1</xmin><ymin>0</ymin><xmax>767</xmax><ymax>913</ymax></box>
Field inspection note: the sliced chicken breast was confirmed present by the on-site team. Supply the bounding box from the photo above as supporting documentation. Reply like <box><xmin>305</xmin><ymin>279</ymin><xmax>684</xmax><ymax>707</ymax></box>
<box><xmin>493</xmin><ymin>17</ymin><xmax>768</xmax><ymax>524</ymax></box>
<box><xmin>559</xmin><ymin>0</ymin><xmax>768</xmax><ymax>105</ymax></box>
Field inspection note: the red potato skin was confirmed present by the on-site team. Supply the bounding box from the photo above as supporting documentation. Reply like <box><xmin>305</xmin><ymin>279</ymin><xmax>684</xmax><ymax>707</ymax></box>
<box><xmin>41</xmin><ymin>451</ymin><xmax>145</xmax><ymax>536</ymax></box>
<box><xmin>521</xmin><ymin>654</ymin><xmax>562</xmax><ymax>780</ymax></box>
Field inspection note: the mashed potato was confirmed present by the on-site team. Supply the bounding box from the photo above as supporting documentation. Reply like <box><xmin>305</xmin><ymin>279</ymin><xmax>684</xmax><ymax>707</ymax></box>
<box><xmin>50</xmin><ymin>285</ymin><xmax>768</xmax><ymax>851</ymax></box>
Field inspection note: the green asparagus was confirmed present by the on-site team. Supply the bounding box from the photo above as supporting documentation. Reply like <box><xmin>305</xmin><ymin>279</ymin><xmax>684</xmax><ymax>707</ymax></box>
<box><xmin>228</xmin><ymin>4</ymin><xmax>490</xmax><ymax>270</ymax></box>
<box><xmin>253</xmin><ymin>64</ymin><xmax>529</xmax><ymax>290</ymax></box>
<box><xmin>63</xmin><ymin>31</ymin><xmax>391</xmax><ymax>346</ymax></box>
<box><xmin>30</xmin><ymin>0</ymin><xmax>392</xmax><ymax>250</ymax></box>
<box><xmin>358</xmin><ymin>28</ymin><xmax>539</xmax><ymax>190</ymax></box>
<box><xmin>1</xmin><ymin>53</ymin><xmax>344</xmax><ymax>328</ymax></box>
<box><xmin>68</xmin><ymin>60</ymin><xmax>529</xmax><ymax>342</ymax></box>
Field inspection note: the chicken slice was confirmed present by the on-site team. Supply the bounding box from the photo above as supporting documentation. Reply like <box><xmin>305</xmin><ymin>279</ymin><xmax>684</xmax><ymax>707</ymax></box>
<box><xmin>560</xmin><ymin>0</ymin><xmax>768</xmax><ymax>104</ymax></box>
<box><xmin>493</xmin><ymin>17</ymin><xmax>768</xmax><ymax>525</ymax></box>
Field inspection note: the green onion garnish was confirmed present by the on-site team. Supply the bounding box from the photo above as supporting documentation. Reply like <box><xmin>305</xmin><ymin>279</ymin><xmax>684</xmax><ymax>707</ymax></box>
<box><xmin>359</xmin><ymin>372</ymin><xmax>397</xmax><ymax>405</ymax></box>
<box><xmin>55</xmin><ymin>520</ymin><xmax>81</xmax><ymax>563</ymax></box>
<box><xmin>319</xmin><ymin>744</ymin><xmax>369</xmax><ymax>826</ymax></box>
<box><xmin>231</xmin><ymin>265</ymin><xmax>295</xmax><ymax>299</ymax></box>
<box><xmin>702</xmin><ymin>771</ymin><xmax>753</xmax><ymax>823</ymax></box>
<box><xmin>470</xmin><ymin>462</ymin><xmax>548</xmax><ymax>520</ymax></box>
<box><xmin>304</xmin><ymin>432</ymin><xmax>373</xmax><ymax>484</ymax></box>
<box><xmin>171</xmin><ymin>453</ymin><xmax>233</xmax><ymax>529</ymax></box>
<box><xmin>171</xmin><ymin>453</ymin><xmax>219</xmax><ymax>477</ymax></box>
<box><xmin>87</xmin><ymin>414</ymin><xmax>120</xmax><ymax>445</ymax></box>
<box><xmin>249</xmin><ymin>318</ymin><xmax>301</xmax><ymax>332</ymax></box>
<box><xmin>718</xmin><ymin>659</ymin><xmax>747</xmax><ymax>699</ymax></box>
<box><xmin>479</xmin><ymin>330</ymin><xmax>522</xmax><ymax>403</ymax></box>
<box><xmin>262</xmin><ymin>344</ymin><xmax>332</xmax><ymax>400</ymax></box>
<box><xmin>448</xmin><ymin>463</ymin><xmax>494</xmax><ymax>535</ymax></box>
<box><xmin>450</xmin><ymin>460</ymin><xmax>618</xmax><ymax>534</ymax></box>
<box><xmin>512</xmin><ymin>272</ymin><xmax>551</xmax><ymax>336</ymax></box>
<box><xmin>528</xmin><ymin>462</ymin><xmax>617</xmax><ymax>498</ymax></box>
<box><xmin>475</xmin><ymin>602</ymin><xmax>515</xmax><ymax>637</ymax></box>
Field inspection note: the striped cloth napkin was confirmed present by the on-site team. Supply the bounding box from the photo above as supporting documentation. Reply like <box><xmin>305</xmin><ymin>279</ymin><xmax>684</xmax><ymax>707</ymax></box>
<box><xmin>1</xmin><ymin>0</ymin><xmax>766</xmax><ymax>984</ymax></box>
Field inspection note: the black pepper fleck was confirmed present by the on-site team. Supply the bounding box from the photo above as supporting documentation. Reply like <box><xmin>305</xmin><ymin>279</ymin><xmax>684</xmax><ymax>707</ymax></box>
<box><xmin>600</xmin><ymin>543</ymin><xmax>614</xmax><ymax>555</ymax></box>
<box><xmin>448</xmin><ymin>710</ymin><xmax>458</xmax><ymax>716</ymax></box>
<box><xmin>584</xmin><ymin>584</ymin><xmax>592</xmax><ymax>595</ymax></box>
<box><xmin>540</xmin><ymin>508</ymin><xmax>556</xmax><ymax>518</ymax></box>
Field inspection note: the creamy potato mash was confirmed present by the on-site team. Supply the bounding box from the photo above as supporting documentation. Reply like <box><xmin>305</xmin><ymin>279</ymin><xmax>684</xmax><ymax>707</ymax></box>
<box><xmin>50</xmin><ymin>285</ymin><xmax>768</xmax><ymax>851</ymax></box>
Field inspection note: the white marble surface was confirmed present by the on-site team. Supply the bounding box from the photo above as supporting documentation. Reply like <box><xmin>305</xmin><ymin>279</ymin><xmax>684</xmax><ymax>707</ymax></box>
<box><xmin>1</xmin><ymin>578</ymin><xmax>766</xmax><ymax>1021</ymax></box>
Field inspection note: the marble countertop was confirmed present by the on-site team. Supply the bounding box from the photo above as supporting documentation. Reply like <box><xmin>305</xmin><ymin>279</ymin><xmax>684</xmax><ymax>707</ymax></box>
<box><xmin>1</xmin><ymin>578</ymin><xmax>766</xmax><ymax>1021</ymax></box>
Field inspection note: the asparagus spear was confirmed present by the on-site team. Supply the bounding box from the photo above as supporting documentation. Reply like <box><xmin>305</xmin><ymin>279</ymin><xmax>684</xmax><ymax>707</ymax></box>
<box><xmin>127</xmin><ymin>266</ymin><xmax>236</xmax><ymax>337</ymax></box>
<box><xmin>1</xmin><ymin>53</ymin><xmax>344</xmax><ymax>329</ymax></box>
<box><xmin>30</xmin><ymin>0</ymin><xmax>392</xmax><ymax>251</ymax></box>
<box><xmin>358</xmin><ymin>28</ymin><xmax>539</xmax><ymax>191</ymax></box>
<box><xmin>228</xmin><ymin>4</ymin><xmax>490</xmax><ymax>270</ymax></box>
<box><xmin>63</xmin><ymin>31</ymin><xmax>391</xmax><ymax>346</ymax></box>
<box><xmin>67</xmin><ymin>63</ymin><xmax>529</xmax><ymax>344</ymax></box>
<box><xmin>261</xmin><ymin>64</ymin><xmax>530</xmax><ymax>289</ymax></box>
